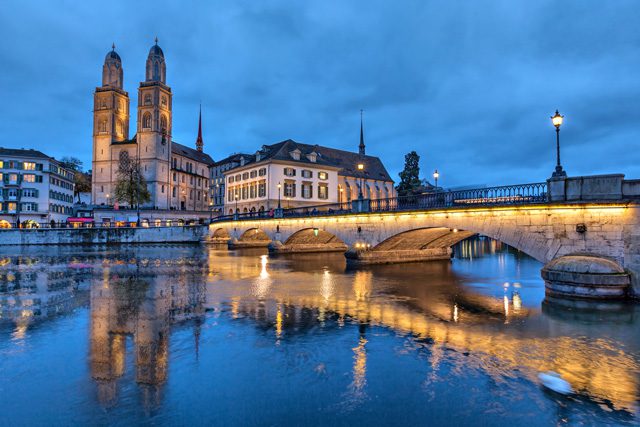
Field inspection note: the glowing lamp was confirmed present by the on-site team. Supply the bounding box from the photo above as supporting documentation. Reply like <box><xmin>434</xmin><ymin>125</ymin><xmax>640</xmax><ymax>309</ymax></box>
<box><xmin>551</xmin><ymin>110</ymin><xmax>564</xmax><ymax>128</ymax></box>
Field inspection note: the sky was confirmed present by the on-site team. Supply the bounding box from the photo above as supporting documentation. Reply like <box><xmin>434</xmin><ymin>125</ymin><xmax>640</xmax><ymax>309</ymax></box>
<box><xmin>1</xmin><ymin>0</ymin><xmax>639</xmax><ymax>188</ymax></box>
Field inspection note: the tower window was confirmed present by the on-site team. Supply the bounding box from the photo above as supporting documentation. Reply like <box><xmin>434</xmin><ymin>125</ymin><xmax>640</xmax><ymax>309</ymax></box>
<box><xmin>143</xmin><ymin>113</ymin><xmax>152</xmax><ymax>129</ymax></box>
<box><xmin>144</xmin><ymin>94</ymin><xmax>152</xmax><ymax>106</ymax></box>
<box><xmin>160</xmin><ymin>115</ymin><xmax>168</xmax><ymax>134</ymax></box>
<box><xmin>161</xmin><ymin>96</ymin><xmax>167</xmax><ymax>107</ymax></box>
<box><xmin>99</xmin><ymin>119</ymin><xmax>107</xmax><ymax>133</ymax></box>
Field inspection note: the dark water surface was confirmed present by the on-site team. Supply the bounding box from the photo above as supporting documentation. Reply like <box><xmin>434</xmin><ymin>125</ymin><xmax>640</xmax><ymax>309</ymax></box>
<box><xmin>0</xmin><ymin>238</ymin><xmax>638</xmax><ymax>426</ymax></box>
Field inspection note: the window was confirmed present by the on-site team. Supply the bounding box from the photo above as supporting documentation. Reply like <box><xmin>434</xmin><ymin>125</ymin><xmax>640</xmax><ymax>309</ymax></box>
<box><xmin>250</xmin><ymin>183</ymin><xmax>256</xmax><ymax>198</ymax></box>
<box><xmin>242</xmin><ymin>172</ymin><xmax>249</xmax><ymax>180</ymax></box>
<box><xmin>99</xmin><ymin>119</ymin><xmax>108</xmax><ymax>133</ymax></box>
<box><xmin>23</xmin><ymin>174</ymin><xmax>36</xmax><ymax>183</ymax></box>
<box><xmin>302</xmin><ymin>182</ymin><xmax>312</xmax><ymax>199</ymax></box>
<box><xmin>241</xmin><ymin>186</ymin><xmax>247</xmax><ymax>200</ymax></box>
<box><xmin>23</xmin><ymin>162</ymin><xmax>36</xmax><ymax>171</ymax></box>
<box><xmin>161</xmin><ymin>185</ymin><xmax>165</xmax><ymax>193</ymax></box>
<box><xmin>290</xmin><ymin>149</ymin><xmax>301</xmax><ymax>160</ymax></box>
<box><xmin>143</xmin><ymin>113</ymin><xmax>152</xmax><ymax>129</ymax></box>
<box><xmin>318</xmin><ymin>171</ymin><xmax>328</xmax><ymax>180</ymax></box>
<box><xmin>318</xmin><ymin>183</ymin><xmax>328</xmax><ymax>199</ymax></box>
<box><xmin>173</xmin><ymin>172</ymin><xmax>176</xmax><ymax>182</ymax></box>
<box><xmin>228</xmin><ymin>176</ymin><xmax>234</xmax><ymax>183</ymax></box>
<box><xmin>235</xmin><ymin>174</ymin><xmax>241</xmax><ymax>182</ymax></box>
<box><xmin>284</xmin><ymin>181</ymin><xmax>296</xmax><ymax>198</ymax></box>
<box><xmin>258</xmin><ymin>168</ymin><xmax>266</xmax><ymax>176</ymax></box>
<box><xmin>160</xmin><ymin>115</ymin><xmax>168</xmax><ymax>133</ymax></box>
<box><xmin>173</xmin><ymin>187</ymin><xmax>177</xmax><ymax>197</ymax></box>
<box><xmin>161</xmin><ymin>96</ymin><xmax>167</xmax><ymax>107</ymax></box>
<box><xmin>250</xmin><ymin>170</ymin><xmax>257</xmax><ymax>178</ymax></box>
<box><xmin>116</xmin><ymin>119</ymin><xmax>123</xmax><ymax>136</ymax></box>
<box><xmin>284</xmin><ymin>167</ymin><xmax>296</xmax><ymax>177</ymax></box>
<box><xmin>144</xmin><ymin>94</ymin><xmax>152</xmax><ymax>105</ymax></box>
<box><xmin>301</xmin><ymin>169</ymin><xmax>312</xmax><ymax>178</ymax></box>
<box><xmin>258</xmin><ymin>181</ymin><xmax>266</xmax><ymax>197</ymax></box>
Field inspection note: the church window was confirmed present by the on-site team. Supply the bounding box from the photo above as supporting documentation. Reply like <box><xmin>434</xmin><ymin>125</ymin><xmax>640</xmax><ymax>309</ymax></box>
<box><xmin>144</xmin><ymin>94</ymin><xmax>152</xmax><ymax>106</ymax></box>
<box><xmin>161</xmin><ymin>185</ymin><xmax>165</xmax><ymax>193</ymax></box>
<box><xmin>99</xmin><ymin>119</ymin><xmax>107</xmax><ymax>133</ymax></box>
<box><xmin>116</xmin><ymin>119</ymin><xmax>123</xmax><ymax>136</ymax></box>
<box><xmin>143</xmin><ymin>113</ymin><xmax>152</xmax><ymax>129</ymax></box>
<box><xmin>160</xmin><ymin>115</ymin><xmax>168</xmax><ymax>134</ymax></box>
<box><xmin>173</xmin><ymin>187</ymin><xmax>176</xmax><ymax>197</ymax></box>
<box><xmin>161</xmin><ymin>96</ymin><xmax>167</xmax><ymax>107</ymax></box>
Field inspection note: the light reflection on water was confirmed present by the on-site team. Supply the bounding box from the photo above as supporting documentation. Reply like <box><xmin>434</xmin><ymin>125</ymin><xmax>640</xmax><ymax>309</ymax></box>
<box><xmin>0</xmin><ymin>238</ymin><xmax>638</xmax><ymax>426</ymax></box>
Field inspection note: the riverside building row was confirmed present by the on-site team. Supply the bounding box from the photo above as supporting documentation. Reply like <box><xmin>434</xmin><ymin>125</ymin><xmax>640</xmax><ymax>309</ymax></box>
<box><xmin>0</xmin><ymin>148</ymin><xmax>75</xmax><ymax>228</ymax></box>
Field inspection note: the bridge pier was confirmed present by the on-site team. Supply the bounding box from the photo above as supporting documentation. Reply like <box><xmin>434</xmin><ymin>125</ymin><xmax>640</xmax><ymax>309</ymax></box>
<box><xmin>345</xmin><ymin>247</ymin><xmax>452</xmax><ymax>265</ymax></box>
<box><xmin>268</xmin><ymin>240</ymin><xmax>348</xmax><ymax>254</ymax></box>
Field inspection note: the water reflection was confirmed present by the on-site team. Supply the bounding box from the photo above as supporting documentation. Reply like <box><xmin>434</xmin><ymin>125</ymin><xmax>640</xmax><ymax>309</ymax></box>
<box><xmin>0</xmin><ymin>240</ymin><xmax>638</xmax><ymax>425</ymax></box>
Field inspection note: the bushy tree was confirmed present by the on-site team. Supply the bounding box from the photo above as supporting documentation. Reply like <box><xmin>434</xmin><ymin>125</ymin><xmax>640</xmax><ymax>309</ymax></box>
<box><xmin>396</xmin><ymin>151</ymin><xmax>422</xmax><ymax>196</ymax></box>
<box><xmin>114</xmin><ymin>153</ymin><xmax>150</xmax><ymax>208</ymax></box>
<box><xmin>60</xmin><ymin>156</ymin><xmax>91</xmax><ymax>202</ymax></box>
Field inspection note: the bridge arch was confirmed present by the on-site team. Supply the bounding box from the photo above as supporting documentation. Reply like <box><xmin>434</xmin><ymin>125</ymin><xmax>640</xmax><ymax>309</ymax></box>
<box><xmin>372</xmin><ymin>227</ymin><xmax>477</xmax><ymax>252</ymax></box>
<box><xmin>239</xmin><ymin>228</ymin><xmax>270</xmax><ymax>242</ymax></box>
<box><xmin>211</xmin><ymin>227</ymin><xmax>230</xmax><ymax>242</ymax></box>
<box><xmin>272</xmin><ymin>227</ymin><xmax>348</xmax><ymax>254</ymax></box>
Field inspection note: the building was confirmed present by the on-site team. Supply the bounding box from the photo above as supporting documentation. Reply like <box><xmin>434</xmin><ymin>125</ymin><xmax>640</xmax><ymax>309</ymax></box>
<box><xmin>222</xmin><ymin>133</ymin><xmax>395</xmax><ymax>214</ymax></box>
<box><xmin>0</xmin><ymin>148</ymin><xmax>75</xmax><ymax>227</ymax></box>
<box><xmin>210</xmin><ymin>153</ymin><xmax>253</xmax><ymax>215</ymax></box>
<box><xmin>91</xmin><ymin>41</ymin><xmax>214</xmax><ymax>214</ymax></box>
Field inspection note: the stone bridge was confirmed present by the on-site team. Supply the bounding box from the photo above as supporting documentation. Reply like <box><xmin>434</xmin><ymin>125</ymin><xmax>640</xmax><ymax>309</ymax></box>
<box><xmin>210</xmin><ymin>175</ymin><xmax>640</xmax><ymax>298</ymax></box>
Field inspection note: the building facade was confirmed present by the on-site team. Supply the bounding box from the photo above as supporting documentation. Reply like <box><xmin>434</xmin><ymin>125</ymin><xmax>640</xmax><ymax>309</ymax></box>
<box><xmin>210</xmin><ymin>153</ymin><xmax>253</xmax><ymax>215</ymax></box>
<box><xmin>91</xmin><ymin>42</ymin><xmax>213</xmax><ymax>215</ymax></box>
<box><xmin>0</xmin><ymin>148</ymin><xmax>75</xmax><ymax>227</ymax></box>
<box><xmin>222</xmin><ymin>139</ymin><xmax>394</xmax><ymax>214</ymax></box>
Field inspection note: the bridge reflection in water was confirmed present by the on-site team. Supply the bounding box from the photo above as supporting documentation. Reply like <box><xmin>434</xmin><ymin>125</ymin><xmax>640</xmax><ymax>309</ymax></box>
<box><xmin>0</xmin><ymin>240</ymin><xmax>638</xmax><ymax>423</ymax></box>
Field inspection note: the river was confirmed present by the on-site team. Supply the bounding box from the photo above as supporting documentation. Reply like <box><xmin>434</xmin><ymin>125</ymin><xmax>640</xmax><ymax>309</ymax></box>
<box><xmin>0</xmin><ymin>238</ymin><xmax>638</xmax><ymax>426</ymax></box>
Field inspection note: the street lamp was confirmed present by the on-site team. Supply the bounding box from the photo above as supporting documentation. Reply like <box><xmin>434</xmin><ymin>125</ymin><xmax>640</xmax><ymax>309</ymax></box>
<box><xmin>106</xmin><ymin>193</ymin><xmax>110</xmax><ymax>206</ymax></box>
<box><xmin>551</xmin><ymin>110</ymin><xmax>566</xmax><ymax>177</ymax></box>
<box><xmin>339</xmin><ymin>186</ymin><xmax>344</xmax><ymax>207</ymax></box>
<box><xmin>209</xmin><ymin>201</ymin><xmax>214</xmax><ymax>223</ymax></box>
<box><xmin>277</xmin><ymin>182</ymin><xmax>282</xmax><ymax>209</ymax></box>
<box><xmin>357</xmin><ymin>162</ymin><xmax>365</xmax><ymax>199</ymax></box>
<box><xmin>433</xmin><ymin>169</ymin><xmax>439</xmax><ymax>191</ymax></box>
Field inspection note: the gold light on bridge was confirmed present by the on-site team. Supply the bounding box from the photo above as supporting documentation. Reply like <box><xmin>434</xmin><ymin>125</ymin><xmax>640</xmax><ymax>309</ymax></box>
<box><xmin>313</xmin><ymin>227</ymin><xmax>319</xmax><ymax>237</ymax></box>
<box><xmin>551</xmin><ymin>110</ymin><xmax>564</xmax><ymax>128</ymax></box>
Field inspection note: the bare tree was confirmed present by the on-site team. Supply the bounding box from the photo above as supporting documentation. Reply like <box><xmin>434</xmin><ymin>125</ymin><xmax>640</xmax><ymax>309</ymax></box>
<box><xmin>114</xmin><ymin>152</ymin><xmax>150</xmax><ymax>208</ymax></box>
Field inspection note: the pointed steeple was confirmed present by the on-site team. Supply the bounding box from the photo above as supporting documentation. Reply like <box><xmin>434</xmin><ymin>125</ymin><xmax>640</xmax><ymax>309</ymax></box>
<box><xmin>359</xmin><ymin>109</ymin><xmax>366</xmax><ymax>156</ymax></box>
<box><xmin>196</xmin><ymin>104</ymin><xmax>204</xmax><ymax>152</ymax></box>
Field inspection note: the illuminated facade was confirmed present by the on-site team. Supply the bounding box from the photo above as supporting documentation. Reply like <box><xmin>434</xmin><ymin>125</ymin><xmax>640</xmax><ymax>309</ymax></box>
<box><xmin>91</xmin><ymin>42</ymin><xmax>213</xmax><ymax>211</ymax></box>
<box><xmin>222</xmin><ymin>139</ymin><xmax>395</xmax><ymax>214</ymax></box>
<box><xmin>0</xmin><ymin>148</ymin><xmax>75</xmax><ymax>227</ymax></box>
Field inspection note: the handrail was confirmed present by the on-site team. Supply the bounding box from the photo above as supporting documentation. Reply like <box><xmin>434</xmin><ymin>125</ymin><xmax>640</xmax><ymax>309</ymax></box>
<box><xmin>213</xmin><ymin>182</ymin><xmax>548</xmax><ymax>222</ymax></box>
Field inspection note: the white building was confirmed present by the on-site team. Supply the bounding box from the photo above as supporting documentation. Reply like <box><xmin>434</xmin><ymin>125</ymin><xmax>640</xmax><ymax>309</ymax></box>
<box><xmin>223</xmin><ymin>139</ymin><xmax>394</xmax><ymax>214</ymax></box>
<box><xmin>0</xmin><ymin>148</ymin><xmax>75</xmax><ymax>227</ymax></box>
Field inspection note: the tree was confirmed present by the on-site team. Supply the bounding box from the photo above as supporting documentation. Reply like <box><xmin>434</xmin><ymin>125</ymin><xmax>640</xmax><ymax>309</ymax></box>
<box><xmin>60</xmin><ymin>156</ymin><xmax>91</xmax><ymax>202</ymax></box>
<box><xmin>114</xmin><ymin>152</ymin><xmax>150</xmax><ymax>208</ymax></box>
<box><xmin>396</xmin><ymin>151</ymin><xmax>422</xmax><ymax>196</ymax></box>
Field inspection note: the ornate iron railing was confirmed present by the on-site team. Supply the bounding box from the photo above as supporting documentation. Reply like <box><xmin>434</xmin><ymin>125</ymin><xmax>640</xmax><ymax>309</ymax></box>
<box><xmin>212</xmin><ymin>182</ymin><xmax>548</xmax><ymax>222</ymax></box>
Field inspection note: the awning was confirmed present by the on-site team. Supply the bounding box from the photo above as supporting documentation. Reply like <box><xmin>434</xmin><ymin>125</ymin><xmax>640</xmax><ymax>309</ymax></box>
<box><xmin>67</xmin><ymin>217</ymin><xmax>94</xmax><ymax>223</ymax></box>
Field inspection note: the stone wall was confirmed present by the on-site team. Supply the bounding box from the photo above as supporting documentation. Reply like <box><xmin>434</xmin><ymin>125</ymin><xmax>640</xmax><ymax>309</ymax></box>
<box><xmin>0</xmin><ymin>226</ymin><xmax>208</xmax><ymax>246</ymax></box>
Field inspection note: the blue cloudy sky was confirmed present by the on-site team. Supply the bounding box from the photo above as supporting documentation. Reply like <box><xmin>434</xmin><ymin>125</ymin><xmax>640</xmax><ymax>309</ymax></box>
<box><xmin>1</xmin><ymin>1</ymin><xmax>639</xmax><ymax>187</ymax></box>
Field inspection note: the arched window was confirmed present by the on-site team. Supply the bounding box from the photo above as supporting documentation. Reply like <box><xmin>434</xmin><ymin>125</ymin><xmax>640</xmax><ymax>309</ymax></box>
<box><xmin>119</xmin><ymin>150</ymin><xmax>129</xmax><ymax>163</ymax></box>
<box><xmin>160</xmin><ymin>115</ymin><xmax>168</xmax><ymax>134</ymax></box>
<box><xmin>173</xmin><ymin>187</ymin><xmax>176</xmax><ymax>197</ymax></box>
<box><xmin>99</xmin><ymin>119</ymin><xmax>107</xmax><ymax>133</ymax></box>
<box><xmin>143</xmin><ymin>113</ymin><xmax>152</xmax><ymax>129</ymax></box>
<box><xmin>116</xmin><ymin>119</ymin><xmax>123</xmax><ymax>136</ymax></box>
<box><xmin>345</xmin><ymin>182</ymin><xmax>352</xmax><ymax>201</ymax></box>
<box><xmin>144</xmin><ymin>94</ymin><xmax>152</xmax><ymax>106</ymax></box>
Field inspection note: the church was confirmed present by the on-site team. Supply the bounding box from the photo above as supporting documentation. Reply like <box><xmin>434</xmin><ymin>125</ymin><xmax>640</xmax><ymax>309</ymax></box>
<box><xmin>91</xmin><ymin>40</ymin><xmax>214</xmax><ymax>213</ymax></box>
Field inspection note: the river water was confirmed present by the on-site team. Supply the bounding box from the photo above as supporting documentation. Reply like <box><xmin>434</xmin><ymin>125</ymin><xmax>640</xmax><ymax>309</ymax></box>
<box><xmin>0</xmin><ymin>238</ymin><xmax>638</xmax><ymax>426</ymax></box>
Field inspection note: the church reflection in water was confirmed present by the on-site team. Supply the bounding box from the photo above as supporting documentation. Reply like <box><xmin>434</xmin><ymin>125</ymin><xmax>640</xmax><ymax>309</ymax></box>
<box><xmin>0</xmin><ymin>241</ymin><xmax>638</xmax><ymax>417</ymax></box>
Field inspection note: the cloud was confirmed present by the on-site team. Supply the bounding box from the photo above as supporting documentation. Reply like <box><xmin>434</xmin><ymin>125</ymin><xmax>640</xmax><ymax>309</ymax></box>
<box><xmin>1</xmin><ymin>0</ymin><xmax>638</xmax><ymax>187</ymax></box>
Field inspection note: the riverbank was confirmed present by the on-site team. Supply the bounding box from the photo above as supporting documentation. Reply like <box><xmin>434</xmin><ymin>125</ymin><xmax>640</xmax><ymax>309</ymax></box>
<box><xmin>0</xmin><ymin>226</ymin><xmax>207</xmax><ymax>245</ymax></box>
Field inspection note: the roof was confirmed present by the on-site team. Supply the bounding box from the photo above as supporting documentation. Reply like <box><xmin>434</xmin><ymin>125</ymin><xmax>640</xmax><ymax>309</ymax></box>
<box><xmin>105</xmin><ymin>50</ymin><xmax>121</xmax><ymax>62</ymax></box>
<box><xmin>213</xmin><ymin>153</ymin><xmax>255</xmax><ymax>167</ymax></box>
<box><xmin>0</xmin><ymin>147</ymin><xmax>53</xmax><ymax>160</ymax></box>
<box><xmin>232</xmin><ymin>139</ymin><xmax>393</xmax><ymax>182</ymax></box>
<box><xmin>171</xmin><ymin>141</ymin><xmax>214</xmax><ymax>166</ymax></box>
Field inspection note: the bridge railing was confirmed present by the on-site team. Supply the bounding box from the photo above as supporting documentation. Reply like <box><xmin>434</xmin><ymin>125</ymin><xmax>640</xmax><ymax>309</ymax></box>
<box><xmin>212</xmin><ymin>182</ymin><xmax>548</xmax><ymax>222</ymax></box>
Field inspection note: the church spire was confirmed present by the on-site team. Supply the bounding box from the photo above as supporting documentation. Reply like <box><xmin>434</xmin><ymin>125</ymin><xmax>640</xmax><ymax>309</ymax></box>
<box><xmin>359</xmin><ymin>109</ymin><xmax>366</xmax><ymax>156</ymax></box>
<box><xmin>196</xmin><ymin>104</ymin><xmax>203</xmax><ymax>152</ymax></box>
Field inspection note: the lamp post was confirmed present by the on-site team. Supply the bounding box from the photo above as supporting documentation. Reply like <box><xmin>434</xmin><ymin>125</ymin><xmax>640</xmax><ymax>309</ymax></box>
<box><xmin>433</xmin><ymin>169</ymin><xmax>439</xmax><ymax>192</ymax></box>
<box><xmin>339</xmin><ymin>186</ymin><xmax>344</xmax><ymax>207</ymax></box>
<box><xmin>277</xmin><ymin>182</ymin><xmax>282</xmax><ymax>209</ymax></box>
<box><xmin>106</xmin><ymin>193</ymin><xmax>110</xmax><ymax>207</ymax></box>
<box><xmin>357</xmin><ymin>162</ymin><xmax>365</xmax><ymax>199</ymax></box>
<box><xmin>551</xmin><ymin>110</ymin><xmax>566</xmax><ymax>177</ymax></box>
<box><xmin>209</xmin><ymin>201</ymin><xmax>213</xmax><ymax>223</ymax></box>
<box><xmin>235</xmin><ymin>191</ymin><xmax>239</xmax><ymax>213</ymax></box>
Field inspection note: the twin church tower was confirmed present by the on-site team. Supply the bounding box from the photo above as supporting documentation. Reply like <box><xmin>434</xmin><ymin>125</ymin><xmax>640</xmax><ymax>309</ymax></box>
<box><xmin>92</xmin><ymin>40</ymin><xmax>212</xmax><ymax>210</ymax></box>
